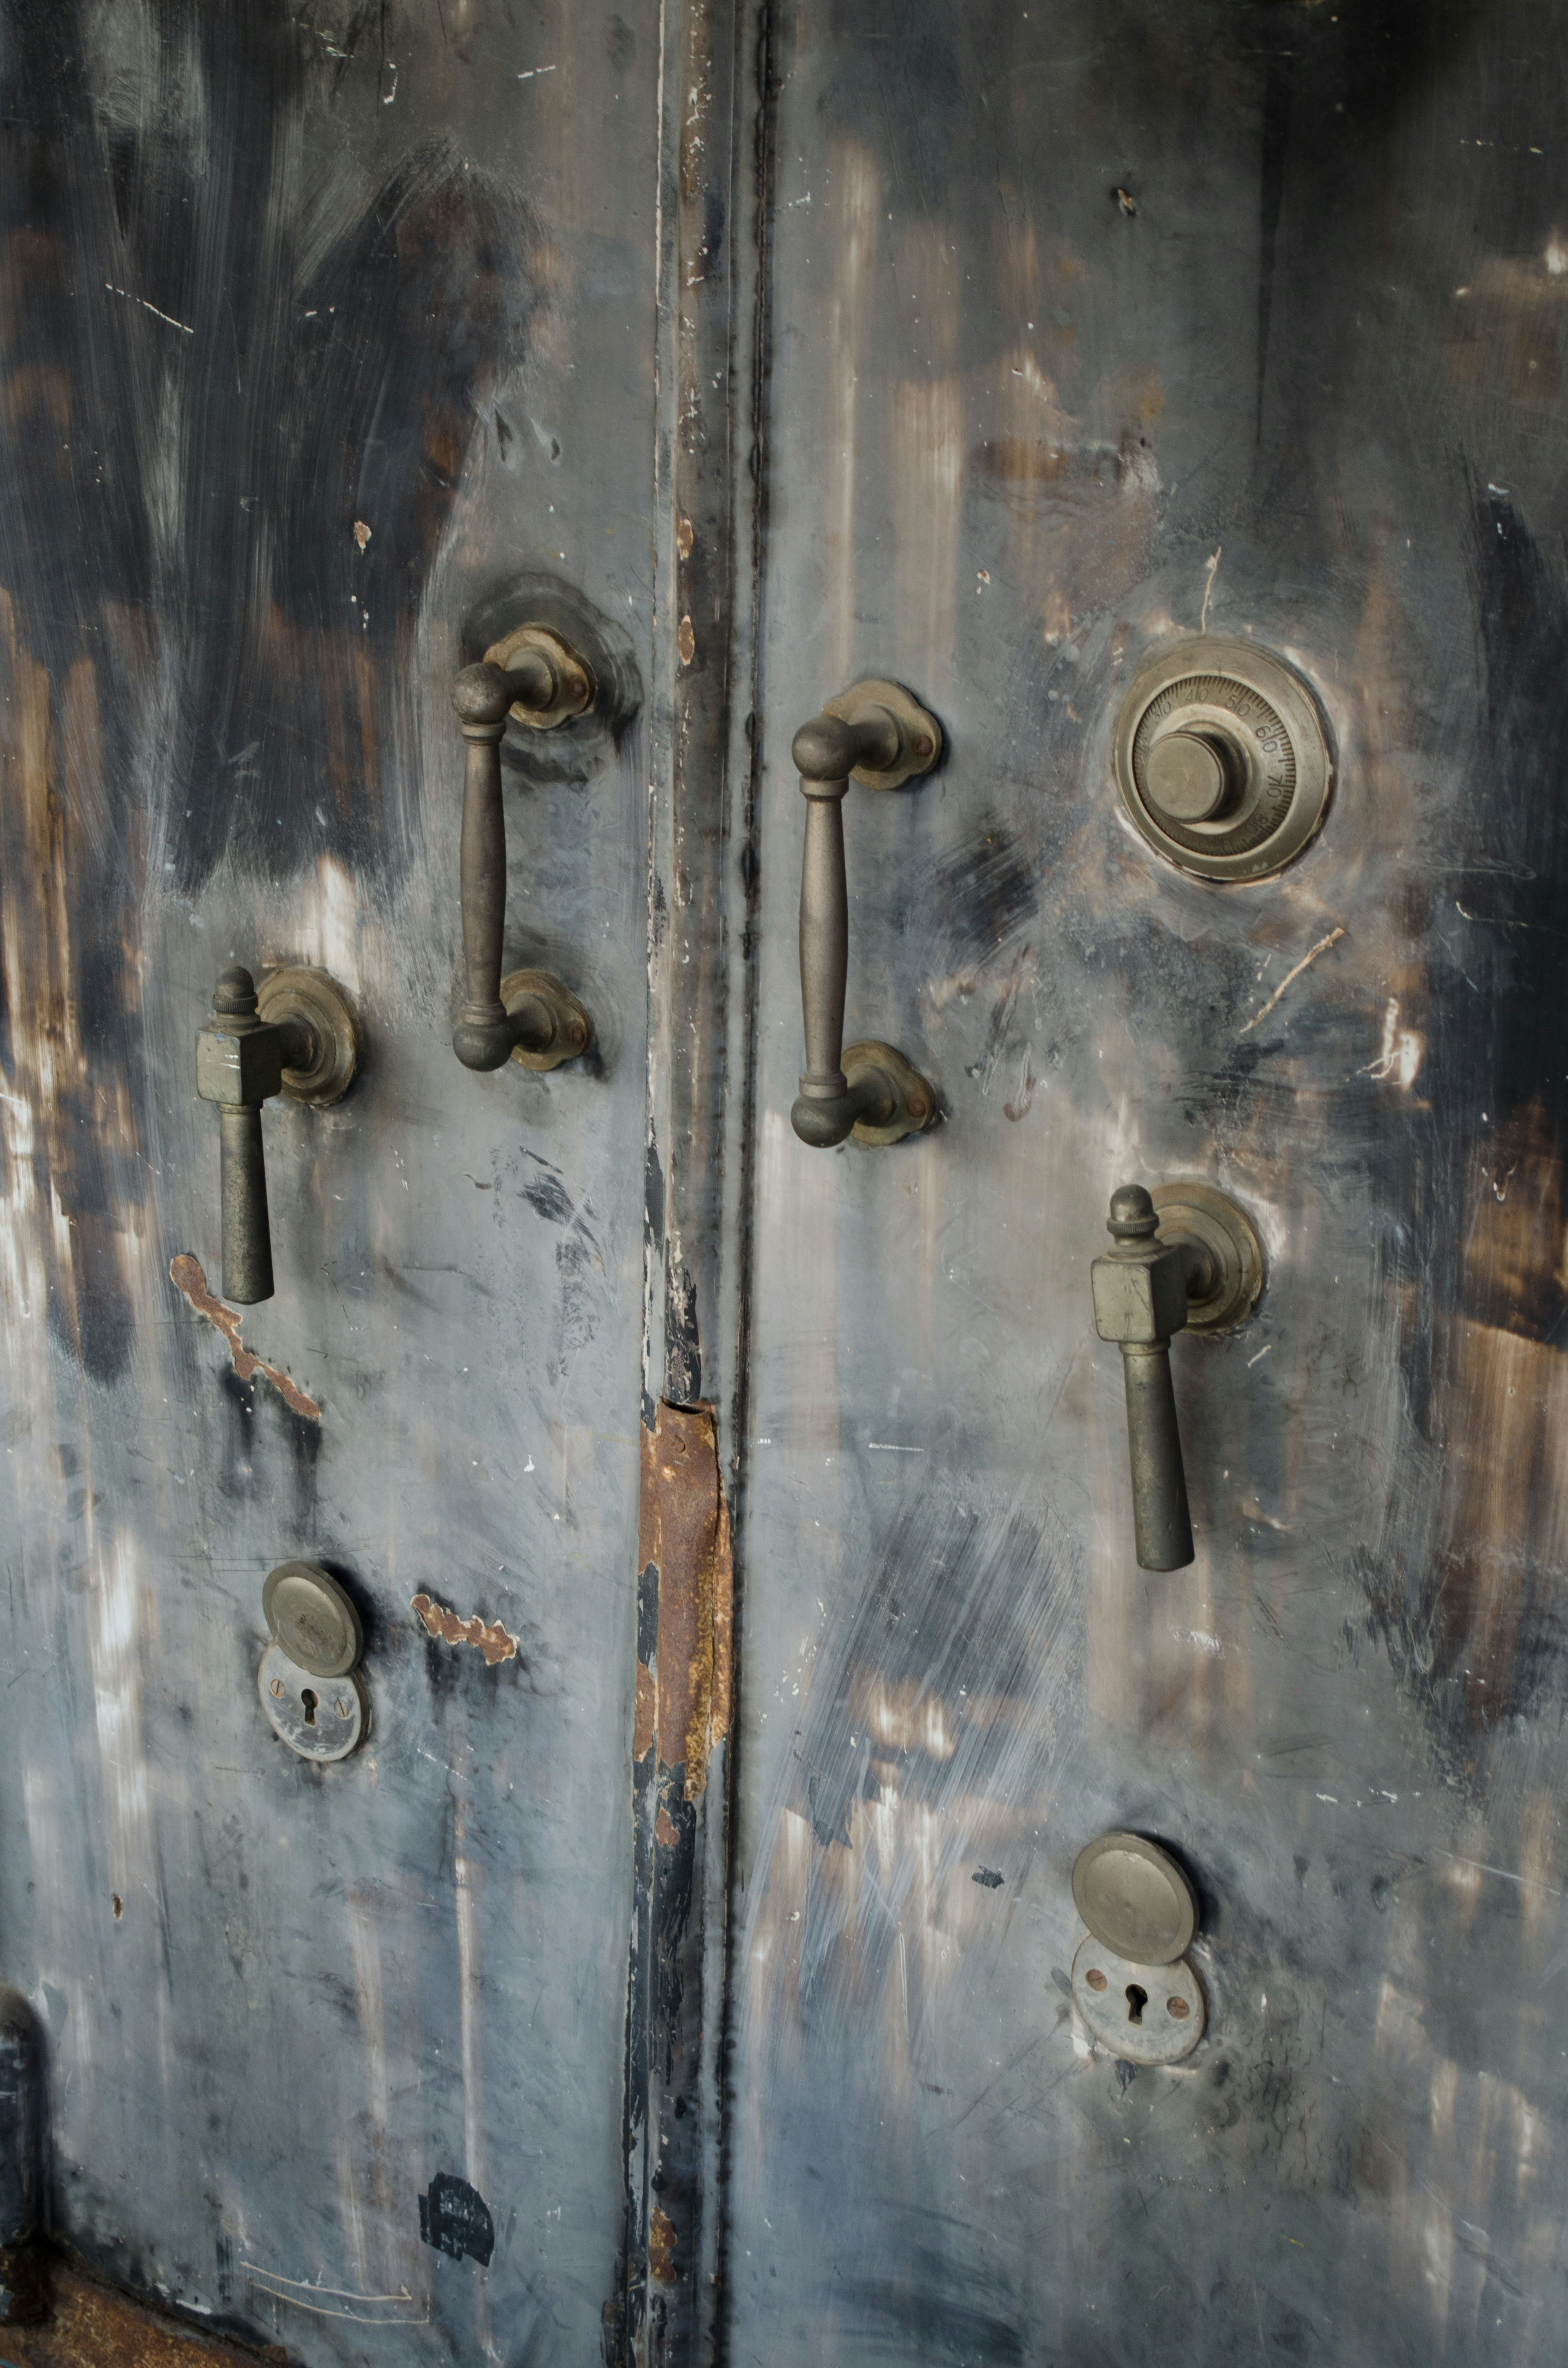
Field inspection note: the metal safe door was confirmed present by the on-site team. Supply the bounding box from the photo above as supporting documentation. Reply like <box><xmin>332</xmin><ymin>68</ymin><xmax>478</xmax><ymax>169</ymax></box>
<box><xmin>726</xmin><ymin>2</ymin><xmax>1568</xmax><ymax>2362</ymax></box>
<box><xmin>0</xmin><ymin>4</ymin><xmax>655</xmax><ymax>2358</ymax></box>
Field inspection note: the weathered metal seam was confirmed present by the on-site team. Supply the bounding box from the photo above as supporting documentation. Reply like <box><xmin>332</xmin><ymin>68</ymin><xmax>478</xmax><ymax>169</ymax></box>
<box><xmin>705</xmin><ymin>7</ymin><xmax>779</xmax><ymax>2355</ymax></box>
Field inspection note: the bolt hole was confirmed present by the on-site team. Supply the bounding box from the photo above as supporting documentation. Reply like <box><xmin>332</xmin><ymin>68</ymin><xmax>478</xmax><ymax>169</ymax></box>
<box><xmin>1167</xmin><ymin>1995</ymin><xmax>1191</xmax><ymax>2020</ymax></box>
<box><xmin>1125</xmin><ymin>1983</ymin><xmax>1148</xmax><ymax>2026</ymax></box>
<box><xmin>111</xmin><ymin>1893</ymin><xmax>123</xmax><ymax>1920</ymax></box>
<box><xmin>301</xmin><ymin>1688</ymin><xmax>318</xmax><ymax>1727</ymax></box>
<box><xmin>1085</xmin><ymin>1967</ymin><xmax>1107</xmax><ymax>1992</ymax></box>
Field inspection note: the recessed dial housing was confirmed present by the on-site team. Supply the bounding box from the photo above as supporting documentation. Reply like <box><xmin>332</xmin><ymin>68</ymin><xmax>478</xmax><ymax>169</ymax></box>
<box><xmin>1113</xmin><ymin>636</ymin><xmax>1333</xmax><ymax>881</ymax></box>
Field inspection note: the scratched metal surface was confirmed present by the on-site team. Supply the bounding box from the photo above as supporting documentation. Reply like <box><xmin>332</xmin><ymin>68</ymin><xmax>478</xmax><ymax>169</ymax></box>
<box><xmin>729</xmin><ymin>2</ymin><xmax>1568</xmax><ymax>2361</ymax></box>
<box><xmin>0</xmin><ymin>3</ymin><xmax>653</xmax><ymax>2359</ymax></box>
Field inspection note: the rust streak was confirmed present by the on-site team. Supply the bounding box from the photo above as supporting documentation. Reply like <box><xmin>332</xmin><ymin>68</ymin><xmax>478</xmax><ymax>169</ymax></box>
<box><xmin>168</xmin><ymin>1254</ymin><xmax>321</xmax><ymax>1420</ymax></box>
<box><xmin>410</xmin><ymin>1593</ymin><xmax>518</xmax><ymax>1666</ymax></box>
<box><xmin>648</xmin><ymin>2204</ymin><xmax>677</xmax><ymax>2287</ymax></box>
<box><xmin>655</xmin><ymin>1805</ymin><xmax>680</xmax><ymax>1848</ymax></box>
<box><xmin>638</xmin><ymin>1401</ymin><xmax>733</xmax><ymax>1800</ymax></box>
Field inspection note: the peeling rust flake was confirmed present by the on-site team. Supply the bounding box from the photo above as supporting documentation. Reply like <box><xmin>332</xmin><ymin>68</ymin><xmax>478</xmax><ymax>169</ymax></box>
<box><xmin>638</xmin><ymin>1400</ymin><xmax>733</xmax><ymax>1800</ymax></box>
<box><xmin>169</xmin><ymin>1253</ymin><xmax>321</xmax><ymax>1420</ymax></box>
<box><xmin>648</xmin><ymin>2203</ymin><xmax>677</xmax><ymax>2288</ymax></box>
<box><xmin>411</xmin><ymin>1592</ymin><xmax>518</xmax><ymax>1666</ymax></box>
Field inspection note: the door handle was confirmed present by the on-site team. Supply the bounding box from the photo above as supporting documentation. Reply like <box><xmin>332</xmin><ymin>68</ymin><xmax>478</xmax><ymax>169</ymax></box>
<box><xmin>451</xmin><ymin>626</ymin><xmax>595</xmax><ymax>1075</ymax></box>
<box><xmin>1091</xmin><ymin>1181</ymin><xmax>1263</xmax><ymax>1570</ymax></box>
<box><xmin>196</xmin><ymin>965</ymin><xmax>358</xmax><ymax>1304</ymax></box>
<box><xmin>789</xmin><ymin>678</ymin><xmax>942</xmax><ymax>1148</ymax></box>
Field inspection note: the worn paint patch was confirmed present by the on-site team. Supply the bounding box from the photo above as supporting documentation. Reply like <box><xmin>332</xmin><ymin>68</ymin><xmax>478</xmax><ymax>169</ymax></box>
<box><xmin>168</xmin><ymin>1254</ymin><xmax>320</xmax><ymax>1420</ymax></box>
<box><xmin>648</xmin><ymin>2204</ymin><xmax>677</xmax><ymax>2287</ymax></box>
<box><xmin>410</xmin><ymin>1594</ymin><xmax>518</xmax><ymax>1667</ymax></box>
<box><xmin>634</xmin><ymin>1660</ymin><xmax>657</xmax><ymax>1761</ymax></box>
<box><xmin>637</xmin><ymin>1400</ymin><xmax>733</xmax><ymax>1799</ymax></box>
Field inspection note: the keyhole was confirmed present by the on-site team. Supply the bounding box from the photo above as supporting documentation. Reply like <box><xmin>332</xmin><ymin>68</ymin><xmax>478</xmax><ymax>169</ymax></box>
<box><xmin>1125</xmin><ymin>1984</ymin><xmax>1148</xmax><ymax>2027</ymax></box>
<box><xmin>301</xmin><ymin>1689</ymin><xmax>318</xmax><ymax>1727</ymax></box>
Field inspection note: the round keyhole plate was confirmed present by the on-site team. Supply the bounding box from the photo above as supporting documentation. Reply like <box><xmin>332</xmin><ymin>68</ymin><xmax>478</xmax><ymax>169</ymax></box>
<box><xmin>258</xmin><ymin>1643</ymin><xmax>367</xmax><ymax>1763</ymax></box>
<box><xmin>1071</xmin><ymin>1935</ymin><xmax>1205</xmax><ymax>2065</ymax></box>
<box><xmin>1113</xmin><ymin>636</ymin><xmax>1333</xmax><ymax>882</ymax></box>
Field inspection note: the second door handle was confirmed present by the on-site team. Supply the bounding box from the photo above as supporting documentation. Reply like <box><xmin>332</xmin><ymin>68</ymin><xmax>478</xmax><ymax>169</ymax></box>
<box><xmin>790</xmin><ymin>678</ymin><xmax>942</xmax><ymax>1149</ymax></box>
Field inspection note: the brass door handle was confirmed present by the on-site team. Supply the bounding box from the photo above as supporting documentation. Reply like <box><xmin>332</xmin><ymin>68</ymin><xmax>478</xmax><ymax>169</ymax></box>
<box><xmin>451</xmin><ymin>626</ymin><xmax>595</xmax><ymax>1075</ymax></box>
<box><xmin>1091</xmin><ymin>1182</ymin><xmax>1264</xmax><ymax>1570</ymax></box>
<box><xmin>789</xmin><ymin>678</ymin><xmax>942</xmax><ymax>1148</ymax></box>
<box><xmin>196</xmin><ymin>965</ymin><xmax>358</xmax><ymax>1304</ymax></box>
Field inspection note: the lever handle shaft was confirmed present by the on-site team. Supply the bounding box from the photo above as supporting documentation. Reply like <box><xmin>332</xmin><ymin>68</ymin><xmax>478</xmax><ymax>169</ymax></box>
<box><xmin>1118</xmin><ymin>1342</ymin><xmax>1195</xmax><ymax>1572</ymax></box>
<box><xmin>218</xmin><ymin>1104</ymin><xmax>274</xmax><ymax>1305</ymax></box>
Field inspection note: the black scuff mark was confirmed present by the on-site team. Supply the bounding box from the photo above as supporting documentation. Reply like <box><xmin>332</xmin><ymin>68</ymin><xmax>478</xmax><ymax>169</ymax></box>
<box><xmin>419</xmin><ymin>2170</ymin><xmax>494</xmax><ymax>2267</ymax></box>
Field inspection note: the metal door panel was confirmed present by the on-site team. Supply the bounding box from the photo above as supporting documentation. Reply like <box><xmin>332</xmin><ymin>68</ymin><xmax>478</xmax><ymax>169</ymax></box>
<box><xmin>727</xmin><ymin>3</ymin><xmax>1568</xmax><ymax>2361</ymax></box>
<box><xmin>0</xmin><ymin>3</ymin><xmax>655</xmax><ymax>2355</ymax></box>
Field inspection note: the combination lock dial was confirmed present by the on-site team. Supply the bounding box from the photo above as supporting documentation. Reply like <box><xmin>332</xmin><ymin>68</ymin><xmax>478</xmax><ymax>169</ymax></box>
<box><xmin>1112</xmin><ymin>636</ymin><xmax>1333</xmax><ymax>882</ymax></box>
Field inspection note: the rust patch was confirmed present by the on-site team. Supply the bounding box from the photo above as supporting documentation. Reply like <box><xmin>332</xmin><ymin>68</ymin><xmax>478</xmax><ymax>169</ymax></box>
<box><xmin>411</xmin><ymin>1593</ymin><xmax>518</xmax><ymax>1666</ymax></box>
<box><xmin>0</xmin><ymin>2261</ymin><xmax>279</xmax><ymax>2368</ymax></box>
<box><xmin>655</xmin><ymin>1804</ymin><xmax>680</xmax><ymax>1848</ymax></box>
<box><xmin>634</xmin><ymin>1661</ymin><xmax>657</xmax><ymax>1760</ymax></box>
<box><xmin>637</xmin><ymin>1401</ymin><xmax>733</xmax><ymax>1800</ymax></box>
<box><xmin>648</xmin><ymin>2205</ymin><xmax>677</xmax><ymax>2287</ymax></box>
<box><xmin>169</xmin><ymin>1253</ymin><xmax>321</xmax><ymax>1420</ymax></box>
<box><xmin>677</xmin><ymin>613</ymin><xmax>695</xmax><ymax>666</ymax></box>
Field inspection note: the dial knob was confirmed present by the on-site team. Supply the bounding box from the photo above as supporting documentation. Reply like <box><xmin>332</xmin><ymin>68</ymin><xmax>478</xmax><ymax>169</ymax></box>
<box><xmin>1112</xmin><ymin>637</ymin><xmax>1334</xmax><ymax>882</ymax></box>
<box><xmin>1143</xmin><ymin>729</ymin><xmax>1245</xmax><ymax>825</ymax></box>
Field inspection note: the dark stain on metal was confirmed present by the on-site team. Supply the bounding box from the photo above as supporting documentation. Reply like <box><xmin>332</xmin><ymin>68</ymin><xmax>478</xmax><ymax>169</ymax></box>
<box><xmin>418</xmin><ymin>2172</ymin><xmax>494</xmax><ymax>2269</ymax></box>
<box><xmin>168</xmin><ymin>1256</ymin><xmax>321</xmax><ymax>1422</ymax></box>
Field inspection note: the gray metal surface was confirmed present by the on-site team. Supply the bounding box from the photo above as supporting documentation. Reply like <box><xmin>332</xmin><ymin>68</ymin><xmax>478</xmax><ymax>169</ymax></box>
<box><xmin>727</xmin><ymin>0</ymin><xmax>1568</xmax><ymax>2361</ymax></box>
<box><xmin>7</xmin><ymin>1</ymin><xmax>1568</xmax><ymax>2363</ymax></box>
<box><xmin>0</xmin><ymin>2</ymin><xmax>655</xmax><ymax>2357</ymax></box>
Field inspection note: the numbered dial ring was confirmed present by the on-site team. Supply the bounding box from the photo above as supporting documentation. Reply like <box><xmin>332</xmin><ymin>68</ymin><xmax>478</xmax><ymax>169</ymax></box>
<box><xmin>1113</xmin><ymin>637</ymin><xmax>1333</xmax><ymax>882</ymax></box>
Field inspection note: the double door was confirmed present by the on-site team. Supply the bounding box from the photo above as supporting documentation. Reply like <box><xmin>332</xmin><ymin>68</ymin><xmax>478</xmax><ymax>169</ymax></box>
<box><xmin>2</xmin><ymin>3</ymin><xmax>1566</xmax><ymax>2364</ymax></box>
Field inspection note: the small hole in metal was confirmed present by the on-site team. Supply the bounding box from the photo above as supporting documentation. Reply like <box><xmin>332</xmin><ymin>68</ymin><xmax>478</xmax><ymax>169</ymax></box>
<box><xmin>1125</xmin><ymin>1984</ymin><xmax>1148</xmax><ymax>2026</ymax></box>
<box><xmin>301</xmin><ymin>1689</ymin><xmax>318</xmax><ymax>1727</ymax></box>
